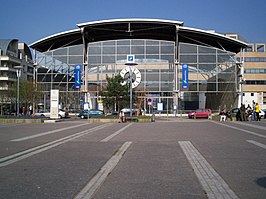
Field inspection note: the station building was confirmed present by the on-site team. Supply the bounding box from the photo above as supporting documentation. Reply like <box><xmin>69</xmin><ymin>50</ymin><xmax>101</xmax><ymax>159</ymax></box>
<box><xmin>28</xmin><ymin>19</ymin><xmax>249</xmax><ymax>113</ymax></box>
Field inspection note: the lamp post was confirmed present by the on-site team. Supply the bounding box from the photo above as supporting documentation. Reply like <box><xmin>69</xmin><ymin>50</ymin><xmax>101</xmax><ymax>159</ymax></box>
<box><xmin>125</xmin><ymin>55</ymin><xmax>137</xmax><ymax>118</ymax></box>
<box><xmin>14</xmin><ymin>66</ymin><xmax>23</xmax><ymax>116</ymax></box>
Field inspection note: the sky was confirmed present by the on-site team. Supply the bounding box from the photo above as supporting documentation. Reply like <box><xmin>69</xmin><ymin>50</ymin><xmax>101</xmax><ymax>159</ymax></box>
<box><xmin>1</xmin><ymin>0</ymin><xmax>266</xmax><ymax>45</ymax></box>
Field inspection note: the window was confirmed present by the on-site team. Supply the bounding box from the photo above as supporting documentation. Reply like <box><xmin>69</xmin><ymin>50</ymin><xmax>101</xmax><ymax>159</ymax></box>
<box><xmin>244</xmin><ymin>68</ymin><xmax>266</xmax><ymax>74</ymax></box>
<box><xmin>256</xmin><ymin>44</ymin><xmax>265</xmax><ymax>52</ymax></box>
<box><xmin>244</xmin><ymin>57</ymin><xmax>266</xmax><ymax>62</ymax></box>
<box><xmin>245</xmin><ymin>44</ymin><xmax>254</xmax><ymax>52</ymax></box>
<box><xmin>245</xmin><ymin>80</ymin><xmax>266</xmax><ymax>85</ymax></box>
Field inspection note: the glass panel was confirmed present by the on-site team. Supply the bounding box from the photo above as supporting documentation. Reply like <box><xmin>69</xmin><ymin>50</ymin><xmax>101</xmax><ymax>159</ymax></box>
<box><xmin>161</xmin><ymin>46</ymin><xmax>174</xmax><ymax>54</ymax></box>
<box><xmin>161</xmin><ymin>55</ymin><xmax>174</xmax><ymax>63</ymax></box>
<box><xmin>102</xmin><ymin>56</ymin><xmax>115</xmax><ymax>64</ymax></box>
<box><xmin>146</xmin><ymin>40</ymin><xmax>159</xmax><ymax>45</ymax></box>
<box><xmin>102</xmin><ymin>41</ymin><xmax>115</xmax><ymax>46</ymax></box>
<box><xmin>89</xmin><ymin>47</ymin><xmax>101</xmax><ymax>55</ymax></box>
<box><xmin>180</xmin><ymin>55</ymin><xmax>197</xmax><ymax>63</ymax></box>
<box><xmin>117</xmin><ymin>55</ymin><xmax>127</xmax><ymax>62</ymax></box>
<box><xmin>53</xmin><ymin>56</ymin><xmax>67</xmax><ymax>63</ymax></box>
<box><xmin>198</xmin><ymin>46</ymin><xmax>216</xmax><ymax>53</ymax></box>
<box><xmin>53</xmin><ymin>48</ymin><xmax>67</xmax><ymax>55</ymax></box>
<box><xmin>88</xmin><ymin>56</ymin><xmax>101</xmax><ymax>64</ymax></box>
<box><xmin>132</xmin><ymin>40</ymin><xmax>144</xmax><ymax>45</ymax></box>
<box><xmin>131</xmin><ymin>46</ymin><xmax>144</xmax><ymax>54</ymax></box>
<box><xmin>117</xmin><ymin>46</ymin><xmax>130</xmax><ymax>54</ymax></box>
<box><xmin>117</xmin><ymin>40</ymin><xmax>130</xmax><ymax>45</ymax></box>
<box><xmin>89</xmin><ymin>42</ymin><xmax>101</xmax><ymax>47</ymax></box>
<box><xmin>68</xmin><ymin>56</ymin><xmax>83</xmax><ymax>64</ymax></box>
<box><xmin>103</xmin><ymin>46</ymin><xmax>115</xmax><ymax>54</ymax></box>
<box><xmin>180</xmin><ymin>43</ymin><xmax>197</xmax><ymax>53</ymax></box>
<box><xmin>146</xmin><ymin>46</ymin><xmax>159</xmax><ymax>54</ymax></box>
<box><xmin>199</xmin><ymin>55</ymin><xmax>216</xmax><ymax>63</ymax></box>
<box><xmin>69</xmin><ymin>45</ymin><xmax>83</xmax><ymax>55</ymax></box>
<box><xmin>146</xmin><ymin>54</ymin><xmax>159</xmax><ymax>59</ymax></box>
<box><xmin>198</xmin><ymin>64</ymin><xmax>216</xmax><ymax>71</ymax></box>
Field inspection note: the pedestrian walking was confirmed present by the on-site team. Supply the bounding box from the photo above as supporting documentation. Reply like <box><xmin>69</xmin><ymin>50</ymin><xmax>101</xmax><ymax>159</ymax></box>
<box><xmin>119</xmin><ymin>110</ymin><xmax>125</xmax><ymax>123</ymax></box>
<box><xmin>252</xmin><ymin>100</ymin><xmax>256</xmax><ymax>121</ymax></box>
<box><xmin>255</xmin><ymin>103</ymin><xmax>260</xmax><ymax>121</ymax></box>
<box><xmin>246</xmin><ymin>104</ymin><xmax>252</xmax><ymax>121</ymax></box>
<box><xmin>219</xmin><ymin>109</ymin><xmax>226</xmax><ymax>121</ymax></box>
<box><xmin>240</xmin><ymin>103</ymin><xmax>246</xmax><ymax>121</ymax></box>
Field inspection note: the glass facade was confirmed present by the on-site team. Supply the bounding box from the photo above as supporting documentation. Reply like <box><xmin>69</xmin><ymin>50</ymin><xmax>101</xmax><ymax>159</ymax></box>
<box><xmin>36</xmin><ymin>39</ymin><xmax>239</xmax><ymax>113</ymax></box>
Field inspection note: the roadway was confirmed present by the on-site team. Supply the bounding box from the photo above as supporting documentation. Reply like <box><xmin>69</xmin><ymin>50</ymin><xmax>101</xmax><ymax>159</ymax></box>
<box><xmin>0</xmin><ymin>118</ymin><xmax>265</xmax><ymax>198</ymax></box>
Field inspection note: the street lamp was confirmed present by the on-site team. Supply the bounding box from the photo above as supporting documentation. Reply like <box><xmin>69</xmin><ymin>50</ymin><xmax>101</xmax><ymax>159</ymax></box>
<box><xmin>125</xmin><ymin>55</ymin><xmax>138</xmax><ymax>118</ymax></box>
<box><xmin>14</xmin><ymin>66</ymin><xmax>23</xmax><ymax>116</ymax></box>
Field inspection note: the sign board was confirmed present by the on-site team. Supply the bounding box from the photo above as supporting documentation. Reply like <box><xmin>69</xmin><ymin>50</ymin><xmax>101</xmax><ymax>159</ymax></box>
<box><xmin>157</xmin><ymin>102</ymin><xmax>163</xmax><ymax>112</ymax></box>
<box><xmin>50</xmin><ymin>89</ymin><xmax>59</xmax><ymax>119</ymax></box>
<box><xmin>182</xmin><ymin>64</ymin><xmax>189</xmax><ymax>89</ymax></box>
<box><xmin>127</xmin><ymin>55</ymin><xmax>135</xmax><ymax>64</ymax></box>
<box><xmin>98</xmin><ymin>99</ymin><xmax>103</xmax><ymax>111</ymax></box>
<box><xmin>74</xmin><ymin>64</ymin><xmax>82</xmax><ymax>89</ymax></box>
<box><xmin>83</xmin><ymin>102</ymin><xmax>90</xmax><ymax>111</ymax></box>
<box><xmin>147</xmin><ymin>98</ymin><xmax>152</xmax><ymax>105</ymax></box>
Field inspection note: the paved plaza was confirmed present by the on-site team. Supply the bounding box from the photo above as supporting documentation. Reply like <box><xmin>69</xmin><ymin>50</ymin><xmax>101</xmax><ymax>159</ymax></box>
<box><xmin>0</xmin><ymin>119</ymin><xmax>265</xmax><ymax>198</ymax></box>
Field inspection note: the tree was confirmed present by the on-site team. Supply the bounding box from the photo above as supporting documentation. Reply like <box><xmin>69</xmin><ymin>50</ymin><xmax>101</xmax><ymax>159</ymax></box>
<box><xmin>100</xmin><ymin>75</ymin><xmax>129</xmax><ymax>112</ymax></box>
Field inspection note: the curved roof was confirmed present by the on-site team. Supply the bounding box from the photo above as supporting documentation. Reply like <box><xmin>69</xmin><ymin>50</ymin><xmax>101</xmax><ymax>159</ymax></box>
<box><xmin>0</xmin><ymin>39</ymin><xmax>18</xmax><ymax>55</ymax></box>
<box><xmin>30</xmin><ymin>18</ymin><xmax>247</xmax><ymax>53</ymax></box>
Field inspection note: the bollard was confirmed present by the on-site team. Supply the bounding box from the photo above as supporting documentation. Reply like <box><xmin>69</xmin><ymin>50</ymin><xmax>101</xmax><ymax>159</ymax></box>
<box><xmin>151</xmin><ymin>112</ymin><xmax>155</xmax><ymax>122</ymax></box>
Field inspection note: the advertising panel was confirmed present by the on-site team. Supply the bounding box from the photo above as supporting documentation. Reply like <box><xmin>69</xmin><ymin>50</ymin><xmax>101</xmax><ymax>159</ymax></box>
<box><xmin>74</xmin><ymin>64</ymin><xmax>82</xmax><ymax>89</ymax></box>
<box><xmin>182</xmin><ymin>64</ymin><xmax>189</xmax><ymax>89</ymax></box>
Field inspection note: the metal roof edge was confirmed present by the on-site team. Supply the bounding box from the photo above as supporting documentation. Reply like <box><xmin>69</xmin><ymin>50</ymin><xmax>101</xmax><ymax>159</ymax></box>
<box><xmin>77</xmin><ymin>18</ymin><xmax>184</xmax><ymax>27</ymax></box>
<box><xmin>179</xmin><ymin>26</ymin><xmax>248</xmax><ymax>47</ymax></box>
<box><xmin>29</xmin><ymin>28</ymin><xmax>80</xmax><ymax>48</ymax></box>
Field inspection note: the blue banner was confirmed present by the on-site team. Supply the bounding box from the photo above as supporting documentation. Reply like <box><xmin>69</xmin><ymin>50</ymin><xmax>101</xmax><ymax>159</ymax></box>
<box><xmin>74</xmin><ymin>64</ymin><xmax>82</xmax><ymax>89</ymax></box>
<box><xmin>182</xmin><ymin>64</ymin><xmax>188</xmax><ymax>89</ymax></box>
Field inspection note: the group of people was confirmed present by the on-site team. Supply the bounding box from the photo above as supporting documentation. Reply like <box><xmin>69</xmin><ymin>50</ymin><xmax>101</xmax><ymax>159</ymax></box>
<box><xmin>237</xmin><ymin>102</ymin><xmax>261</xmax><ymax>121</ymax></box>
<box><xmin>219</xmin><ymin>101</ymin><xmax>261</xmax><ymax>121</ymax></box>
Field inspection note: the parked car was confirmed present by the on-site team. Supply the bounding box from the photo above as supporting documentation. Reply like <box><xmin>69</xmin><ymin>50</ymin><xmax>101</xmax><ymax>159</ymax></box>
<box><xmin>78</xmin><ymin>110</ymin><xmax>89</xmax><ymax>119</ymax></box>
<box><xmin>34</xmin><ymin>109</ymin><xmax>68</xmax><ymax>119</ymax></box>
<box><xmin>121</xmin><ymin>108</ymin><xmax>143</xmax><ymax>117</ymax></box>
<box><xmin>78</xmin><ymin>109</ymin><xmax>104</xmax><ymax>119</ymax></box>
<box><xmin>262</xmin><ymin>109</ymin><xmax>266</xmax><ymax>119</ymax></box>
<box><xmin>188</xmin><ymin>108</ymin><xmax>212</xmax><ymax>119</ymax></box>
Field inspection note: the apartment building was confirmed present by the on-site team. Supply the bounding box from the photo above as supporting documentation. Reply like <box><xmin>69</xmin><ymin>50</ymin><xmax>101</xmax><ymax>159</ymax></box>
<box><xmin>225</xmin><ymin>34</ymin><xmax>266</xmax><ymax>109</ymax></box>
<box><xmin>241</xmin><ymin>43</ymin><xmax>266</xmax><ymax>109</ymax></box>
<box><xmin>0</xmin><ymin>39</ymin><xmax>34</xmax><ymax>114</ymax></box>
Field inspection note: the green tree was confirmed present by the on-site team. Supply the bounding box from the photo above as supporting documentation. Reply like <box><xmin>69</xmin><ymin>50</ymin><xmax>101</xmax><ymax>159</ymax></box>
<box><xmin>100</xmin><ymin>75</ymin><xmax>129</xmax><ymax>112</ymax></box>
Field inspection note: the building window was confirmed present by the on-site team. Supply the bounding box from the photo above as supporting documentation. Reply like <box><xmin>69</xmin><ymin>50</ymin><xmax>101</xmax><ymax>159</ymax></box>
<box><xmin>256</xmin><ymin>44</ymin><xmax>265</xmax><ymax>52</ymax></box>
<box><xmin>245</xmin><ymin>44</ymin><xmax>254</xmax><ymax>52</ymax></box>
<box><xmin>244</xmin><ymin>68</ymin><xmax>266</xmax><ymax>73</ymax></box>
<box><xmin>245</xmin><ymin>80</ymin><xmax>266</xmax><ymax>85</ymax></box>
<box><xmin>244</xmin><ymin>57</ymin><xmax>266</xmax><ymax>62</ymax></box>
<box><xmin>251</xmin><ymin>93</ymin><xmax>254</xmax><ymax>96</ymax></box>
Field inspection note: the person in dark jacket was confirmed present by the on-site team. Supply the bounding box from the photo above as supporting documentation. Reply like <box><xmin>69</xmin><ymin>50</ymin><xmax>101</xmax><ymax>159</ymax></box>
<box><xmin>240</xmin><ymin>104</ymin><xmax>246</xmax><ymax>121</ymax></box>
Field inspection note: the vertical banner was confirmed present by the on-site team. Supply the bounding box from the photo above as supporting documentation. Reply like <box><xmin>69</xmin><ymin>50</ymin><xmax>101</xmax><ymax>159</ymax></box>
<box><xmin>74</xmin><ymin>64</ymin><xmax>82</xmax><ymax>89</ymax></box>
<box><xmin>182</xmin><ymin>64</ymin><xmax>189</xmax><ymax>89</ymax></box>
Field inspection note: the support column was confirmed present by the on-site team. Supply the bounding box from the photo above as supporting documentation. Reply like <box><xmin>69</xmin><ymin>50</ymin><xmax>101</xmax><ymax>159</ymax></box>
<box><xmin>81</xmin><ymin>27</ymin><xmax>89</xmax><ymax>105</ymax></box>
<box><xmin>174</xmin><ymin>26</ymin><xmax>180</xmax><ymax>116</ymax></box>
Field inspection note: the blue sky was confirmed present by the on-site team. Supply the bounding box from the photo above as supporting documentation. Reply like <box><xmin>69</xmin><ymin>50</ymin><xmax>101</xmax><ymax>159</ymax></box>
<box><xmin>1</xmin><ymin>0</ymin><xmax>266</xmax><ymax>45</ymax></box>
